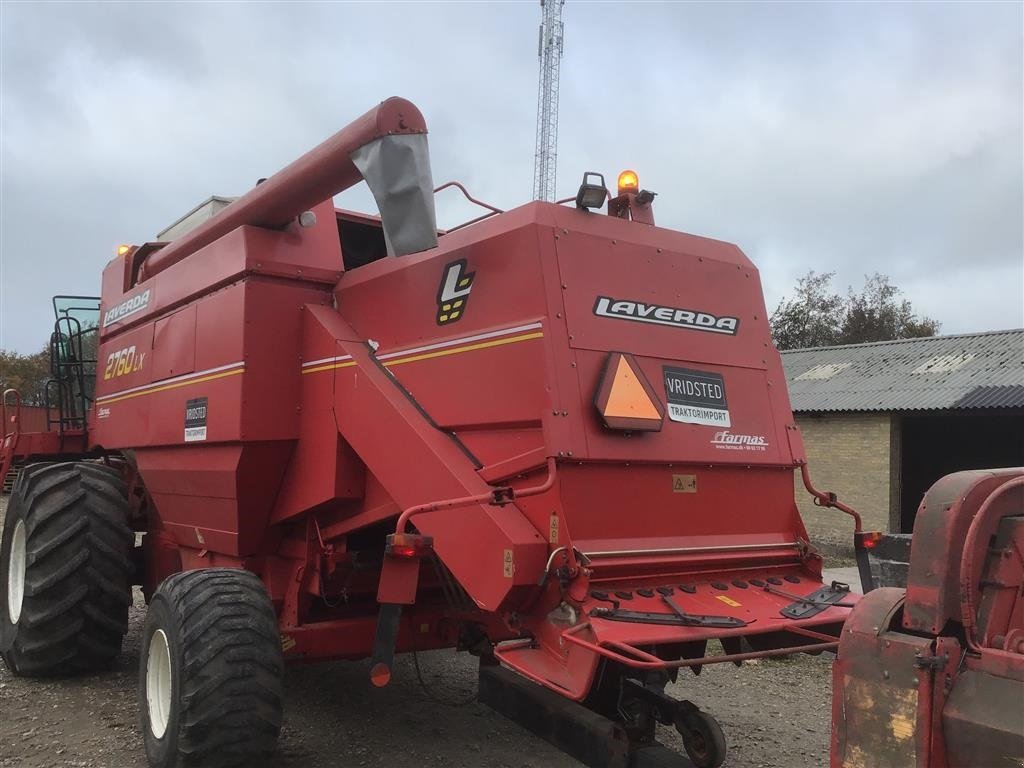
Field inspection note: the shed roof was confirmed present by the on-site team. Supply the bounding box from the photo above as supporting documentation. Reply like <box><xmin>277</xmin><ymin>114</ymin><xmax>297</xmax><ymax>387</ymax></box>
<box><xmin>780</xmin><ymin>329</ymin><xmax>1024</xmax><ymax>413</ymax></box>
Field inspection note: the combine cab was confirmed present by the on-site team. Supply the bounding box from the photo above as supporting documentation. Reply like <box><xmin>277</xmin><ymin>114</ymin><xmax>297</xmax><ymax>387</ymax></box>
<box><xmin>1</xmin><ymin>98</ymin><xmax>873</xmax><ymax>768</ymax></box>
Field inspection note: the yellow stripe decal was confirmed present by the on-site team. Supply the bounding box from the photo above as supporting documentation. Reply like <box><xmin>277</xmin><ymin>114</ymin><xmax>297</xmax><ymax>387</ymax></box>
<box><xmin>301</xmin><ymin>331</ymin><xmax>544</xmax><ymax>375</ymax></box>
<box><xmin>384</xmin><ymin>331</ymin><xmax>544</xmax><ymax>367</ymax></box>
<box><xmin>101</xmin><ymin>328</ymin><xmax>543</xmax><ymax>404</ymax></box>
<box><xmin>98</xmin><ymin>326</ymin><xmax>542</xmax><ymax>404</ymax></box>
<box><xmin>301</xmin><ymin>360</ymin><xmax>357</xmax><ymax>375</ymax></box>
<box><xmin>99</xmin><ymin>367</ymin><xmax>245</xmax><ymax>404</ymax></box>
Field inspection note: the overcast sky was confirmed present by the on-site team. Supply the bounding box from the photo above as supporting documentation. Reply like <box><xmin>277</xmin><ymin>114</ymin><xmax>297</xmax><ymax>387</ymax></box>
<box><xmin>1</xmin><ymin>1</ymin><xmax>1021</xmax><ymax>354</ymax></box>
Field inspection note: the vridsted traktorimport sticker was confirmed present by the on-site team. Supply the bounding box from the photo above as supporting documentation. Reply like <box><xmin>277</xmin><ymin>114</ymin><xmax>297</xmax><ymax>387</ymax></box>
<box><xmin>184</xmin><ymin>397</ymin><xmax>208</xmax><ymax>442</ymax></box>
<box><xmin>662</xmin><ymin>366</ymin><xmax>730</xmax><ymax>427</ymax></box>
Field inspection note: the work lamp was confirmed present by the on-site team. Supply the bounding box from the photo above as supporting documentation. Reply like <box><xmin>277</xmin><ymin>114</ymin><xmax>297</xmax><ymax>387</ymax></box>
<box><xmin>575</xmin><ymin>172</ymin><xmax>609</xmax><ymax>210</ymax></box>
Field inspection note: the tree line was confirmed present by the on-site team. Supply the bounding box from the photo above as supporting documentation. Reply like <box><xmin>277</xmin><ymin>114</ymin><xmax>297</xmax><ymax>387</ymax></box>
<box><xmin>769</xmin><ymin>271</ymin><xmax>938</xmax><ymax>350</ymax></box>
<box><xmin>0</xmin><ymin>346</ymin><xmax>51</xmax><ymax>406</ymax></box>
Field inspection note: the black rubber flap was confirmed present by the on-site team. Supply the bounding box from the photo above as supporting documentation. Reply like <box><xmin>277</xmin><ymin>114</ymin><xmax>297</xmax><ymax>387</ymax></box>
<box><xmin>590</xmin><ymin>608</ymin><xmax>747</xmax><ymax>629</ymax></box>
<box><xmin>780</xmin><ymin>583</ymin><xmax>850</xmax><ymax>619</ymax></box>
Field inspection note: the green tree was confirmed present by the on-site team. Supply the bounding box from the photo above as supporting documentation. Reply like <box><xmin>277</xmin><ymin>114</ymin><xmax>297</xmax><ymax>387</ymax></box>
<box><xmin>0</xmin><ymin>346</ymin><xmax>52</xmax><ymax>406</ymax></box>
<box><xmin>769</xmin><ymin>271</ymin><xmax>844</xmax><ymax>350</ymax></box>
<box><xmin>839</xmin><ymin>273</ymin><xmax>940</xmax><ymax>345</ymax></box>
<box><xmin>771</xmin><ymin>271</ymin><xmax>940</xmax><ymax>350</ymax></box>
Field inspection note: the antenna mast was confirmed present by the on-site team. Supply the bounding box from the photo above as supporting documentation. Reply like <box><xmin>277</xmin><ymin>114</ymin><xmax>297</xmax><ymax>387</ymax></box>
<box><xmin>533</xmin><ymin>0</ymin><xmax>564</xmax><ymax>202</ymax></box>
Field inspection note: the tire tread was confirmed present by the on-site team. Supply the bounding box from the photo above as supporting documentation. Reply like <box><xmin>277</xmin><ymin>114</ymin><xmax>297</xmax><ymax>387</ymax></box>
<box><xmin>1</xmin><ymin>461</ymin><xmax>132</xmax><ymax>676</ymax></box>
<box><xmin>149</xmin><ymin>568</ymin><xmax>283</xmax><ymax>767</ymax></box>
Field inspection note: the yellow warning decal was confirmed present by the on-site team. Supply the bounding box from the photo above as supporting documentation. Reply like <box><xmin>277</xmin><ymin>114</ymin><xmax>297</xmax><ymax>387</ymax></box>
<box><xmin>715</xmin><ymin>595</ymin><xmax>742</xmax><ymax>608</ymax></box>
<box><xmin>503</xmin><ymin>548</ymin><xmax>515</xmax><ymax>578</ymax></box>
<box><xmin>673</xmin><ymin>474</ymin><xmax>697</xmax><ymax>493</ymax></box>
<box><xmin>280</xmin><ymin>635</ymin><xmax>297</xmax><ymax>653</ymax></box>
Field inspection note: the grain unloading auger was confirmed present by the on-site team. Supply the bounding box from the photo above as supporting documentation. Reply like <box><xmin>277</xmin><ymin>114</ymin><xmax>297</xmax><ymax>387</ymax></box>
<box><xmin>1</xmin><ymin>98</ymin><xmax>874</xmax><ymax>768</ymax></box>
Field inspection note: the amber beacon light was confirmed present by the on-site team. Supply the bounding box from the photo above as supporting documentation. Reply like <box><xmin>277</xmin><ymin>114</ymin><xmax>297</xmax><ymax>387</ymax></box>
<box><xmin>617</xmin><ymin>170</ymin><xmax>639</xmax><ymax>195</ymax></box>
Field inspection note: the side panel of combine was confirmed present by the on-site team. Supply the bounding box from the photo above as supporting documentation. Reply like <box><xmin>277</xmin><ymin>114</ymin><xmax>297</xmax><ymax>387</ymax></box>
<box><xmin>545</xmin><ymin>207</ymin><xmax>807</xmax><ymax>559</ymax></box>
<box><xmin>92</xmin><ymin>212</ymin><xmax>340</xmax><ymax>558</ymax></box>
<box><xmin>333</xmin><ymin>205</ymin><xmax>561</xmax><ymax>475</ymax></box>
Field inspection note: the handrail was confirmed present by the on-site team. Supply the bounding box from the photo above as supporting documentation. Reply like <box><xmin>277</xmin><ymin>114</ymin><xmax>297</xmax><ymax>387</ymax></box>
<box><xmin>433</xmin><ymin>181</ymin><xmax>504</xmax><ymax>233</ymax></box>
<box><xmin>798</xmin><ymin>461</ymin><xmax>875</xmax><ymax>592</ymax></box>
<box><xmin>494</xmin><ymin>618</ymin><xmax>843</xmax><ymax>684</ymax></box>
<box><xmin>558</xmin><ymin>622</ymin><xmax>840</xmax><ymax>670</ymax></box>
<box><xmin>434</xmin><ymin>181</ymin><xmax>503</xmax><ymax>214</ymax></box>
<box><xmin>50</xmin><ymin>314</ymin><xmax>94</xmax><ymax>432</ymax></box>
<box><xmin>394</xmin><ymin>457</ymin><xmax>557</xmax><ymax>535</ymax></box>
<box><xmin>798</xmin><ymin>461</ymin><xmax>862</xmax><ymax>532</ymax></box>
<box><xmin>583</xmin><ymin>541</ymin><xmax>801</xmax><ymax>560</ymax></box>
<box><xmin>43</xmin><ymin>379</ymin><xmax>62</xmax><ymax>433</ymax></box>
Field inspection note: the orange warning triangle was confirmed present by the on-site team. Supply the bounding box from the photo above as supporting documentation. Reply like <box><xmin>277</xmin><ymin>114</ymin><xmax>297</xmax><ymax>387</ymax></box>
<box><xmin>603</xmin><ymin>356</ymin><xmax>662</xmax><ymax>420</ymax></box>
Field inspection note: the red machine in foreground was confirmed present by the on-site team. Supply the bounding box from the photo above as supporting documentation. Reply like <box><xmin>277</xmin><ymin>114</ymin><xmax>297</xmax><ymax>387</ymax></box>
<box><xmin>832</xmin><ymin>469</ymin><xmax>1024</xmax><ymax>768</ymax></box>
<box><xmin>2</xmin><ymin>98</ymin><xmax>871</xmax><ymax>768</ymax></box>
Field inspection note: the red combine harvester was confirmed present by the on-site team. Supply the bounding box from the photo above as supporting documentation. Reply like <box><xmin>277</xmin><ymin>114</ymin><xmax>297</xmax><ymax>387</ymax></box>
<box><xmin>1</xmin><ymin>97</ymin><xmax>873</xmax><ymax>768</ymax></box>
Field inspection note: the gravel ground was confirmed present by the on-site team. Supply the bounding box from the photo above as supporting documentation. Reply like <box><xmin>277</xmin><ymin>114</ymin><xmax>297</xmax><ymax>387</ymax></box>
<box><xmin>0</xmin><ymin>496</ymin><xmax>833</xmax><ymax>768</ymax></box>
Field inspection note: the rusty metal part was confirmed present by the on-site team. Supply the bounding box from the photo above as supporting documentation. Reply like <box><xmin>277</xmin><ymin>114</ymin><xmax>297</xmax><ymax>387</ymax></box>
<box><xmin>944</xmin><ymin>668</ymin><xmax>1024</xmax><ymax>766</ymax></box>
<box><xmin>904</xmin><ymin>468</ymin><xmax>1024</xmax><ymax>635</ymax></box>
<box><xmin>958</xmin><ymin>475</ymin><xmax>1024</xmax><ymax>654</ymax></box>
<box><xmin>831</xmin><ymin>469</ymin><xmax>1024</xmax><ymax>768</ymax></box>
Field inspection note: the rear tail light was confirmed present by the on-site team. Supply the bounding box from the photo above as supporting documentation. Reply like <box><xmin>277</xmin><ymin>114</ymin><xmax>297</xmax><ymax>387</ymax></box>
<box><xmin>385</xmin><ymin>532</ymin><xmax>434</xmax><ymax>559</ymax></box>
<box><xmin>856</xmin><ymin>531</ymin><xmax>883</xmax><ymax>550</ymax></box>
<box><xmin>369</xmin><ymin>662</ymin><xmax>392</xmax><ymax>687</ymax></box>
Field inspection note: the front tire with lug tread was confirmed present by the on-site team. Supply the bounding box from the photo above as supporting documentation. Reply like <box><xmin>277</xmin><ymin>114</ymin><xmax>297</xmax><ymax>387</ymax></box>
<box><xmin>139</xmin><ymin>567</ymin><xmax>284</xmax><ymax>768</ymax></box>
<box><xmin>0</xmin><ymin>461</ymin><xmax>133</xmax><ymax>676</ymax></box>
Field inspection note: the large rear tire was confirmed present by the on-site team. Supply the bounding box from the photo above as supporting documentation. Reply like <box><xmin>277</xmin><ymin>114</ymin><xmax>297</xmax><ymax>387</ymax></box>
<box><xmin>139</xmin><ymin>568</ymin><xmax>284</xmax><ymax>768</ymax></box>
<box><xmin>0</xmin><ymin>461</ymin><xmax>133</xmax><ymax>676</ymax></box>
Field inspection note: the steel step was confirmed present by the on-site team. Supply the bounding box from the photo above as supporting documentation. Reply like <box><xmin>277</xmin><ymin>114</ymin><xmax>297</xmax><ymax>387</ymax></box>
<box><xmin>2</xmin><ymin>466</ymin><xmax>20</xmax><ymax>494</ymax></box>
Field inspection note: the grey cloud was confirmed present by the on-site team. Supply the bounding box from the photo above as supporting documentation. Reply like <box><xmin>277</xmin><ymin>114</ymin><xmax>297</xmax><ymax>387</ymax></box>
<box><xmin>2</xmin><ymin>1</ymin><xmax>1020</xmax><ymax>352</ymax></box>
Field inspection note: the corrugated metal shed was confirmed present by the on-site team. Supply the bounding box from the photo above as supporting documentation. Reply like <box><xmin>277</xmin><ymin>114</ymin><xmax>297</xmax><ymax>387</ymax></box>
<box><xmin>780</xmin><ymin>329</ymin><xmax>1024</xmax><ymax>412</ymax></box>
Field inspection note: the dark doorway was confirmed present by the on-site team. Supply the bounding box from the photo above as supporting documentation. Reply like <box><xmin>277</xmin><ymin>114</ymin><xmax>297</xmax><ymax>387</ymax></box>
<box><xmin>898</xmin><ymin>410</ymin><xmax>1024</xmax><ymax>532</ymax></box>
